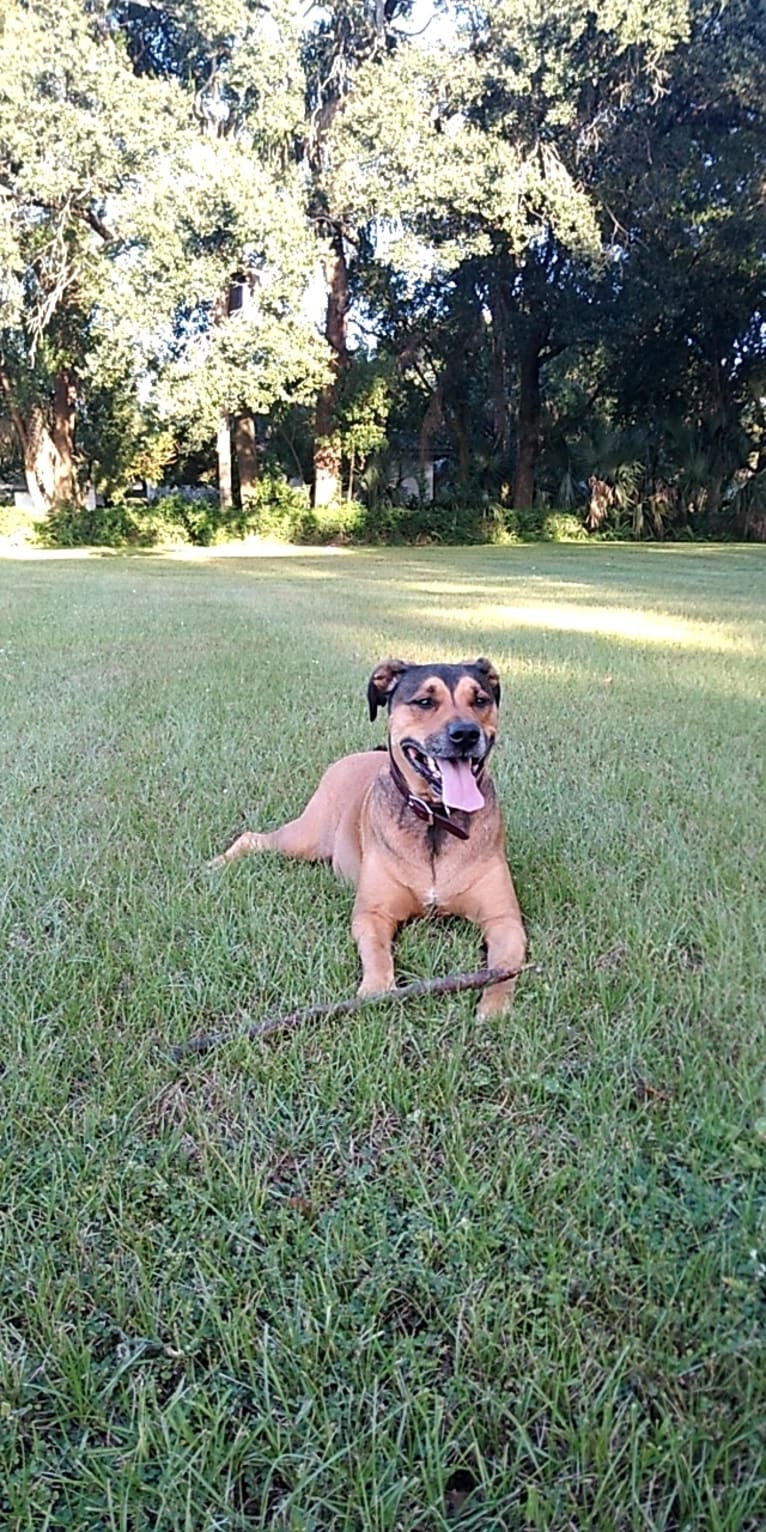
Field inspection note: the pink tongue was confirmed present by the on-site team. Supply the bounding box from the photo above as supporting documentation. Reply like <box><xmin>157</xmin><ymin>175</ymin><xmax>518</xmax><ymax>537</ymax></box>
<box><xmin>439</xmin><ymin>758</ymin><xmax>485</xmax><ymax>812</ymax></box>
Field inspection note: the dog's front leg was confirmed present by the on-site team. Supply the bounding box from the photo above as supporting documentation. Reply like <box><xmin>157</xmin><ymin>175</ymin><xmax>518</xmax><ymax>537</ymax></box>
<box><xmin>453</xmin><ymin>869</ymin><xmax>526</xmax><ymax>1018</ymax></box>
<box><xmin>351</xmin><ymin>902</ymin><xmax>400</xmax><ymax>996</ymax></box>
<box><xmin>351</xmin><ymin>869</ymin><xmax>419</xmax><ymax>996</ymax></box>
<box><xmin>476</xmin><ymin>911</ymin><xmax>527</xmax><ymax>1018</ymax></box>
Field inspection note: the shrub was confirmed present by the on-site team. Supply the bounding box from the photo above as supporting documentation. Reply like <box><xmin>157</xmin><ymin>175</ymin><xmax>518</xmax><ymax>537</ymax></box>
<box><xmin>482</xmin><ymin>504</ymin><xmax>522</xmax><ymax>544</ymax></box>
<box><xmin>36</xmin><ymin>500</ymin><xmax>134</xmax><ymax>548</ymax></box>
<box><xmin>238</xmin><ymin>473</ymin><xmax>313</xmax><ymax>542</ymax></box>
<box><xmin>36</xmin><ymin>496</ymin><xmax>195</xmax><ymax>549</ymax></box>
<box><xmin>0</xmin><ymin>501</ymin><xmax>43</xmax><ymax>547</ymax></box>
<box><xmin>386</xmin><ymin>493</ymin><xmax>486</xmax><ymax>545</ymax></box>
<box><xmin>151</xmin><ymin>491</ymin><xmax>218</xmax><ymax>546</ymax></box>
<box><xmin>310</xmin><ymin>498</ymin><xmax>366</xmax><ymax>543</ymax></box>
<box><xmin>541</xmin><ymin>511</ymin><xmax>588</xmax><ymax>541</ymax></box>
<box><xmin>29</xmin><ymin>479</ymin><xmax>593</xmax><ymax>551</ymax></box>
<box><xmin>354</xmin><ymin>496</ymin><xmax>407</xmax><ymax>543</ymax></box>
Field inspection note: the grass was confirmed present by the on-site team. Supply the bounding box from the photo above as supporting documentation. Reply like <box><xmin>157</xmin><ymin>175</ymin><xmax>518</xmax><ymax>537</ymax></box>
<box><xmin>0</xmin><ymin>542</ymin><xmax>764</xmax><ymax>1530</ymax></box>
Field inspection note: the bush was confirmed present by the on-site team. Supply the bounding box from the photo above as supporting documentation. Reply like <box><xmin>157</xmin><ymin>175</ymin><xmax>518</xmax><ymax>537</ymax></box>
<box><xmin>152</xmin><ymin>491</ymin><xmax>219</xmax><ymax>546</ymax></box>
<box><xmin>0</xmin><ymin>501</ymin><xmax>43</xmax><ymax>547</ymax></box>
<box><xmin>477</xmin><ymin>504</ymin><xmax>587</xmax><ymax>543</ymax></box>
<box><xmin>482</xmin><ymin>504</ymin><xmax>522</xmax><ymax>544</ymax></box>
<box><xmin>238</xmin><ymin>477</ymin><xmax>369</xmax><ymax>545</ymax></box>
<box><xmin>36</xmin><ymin>496</ymin><xmax>194</xmax><ymax>549</ymax></box>
<box><xmin>361</xmin><ymin>489</ymin><xmax>488</xmax><ymax>545</ymax></box>
<box><xmin>28</xmin><ymin>479</ymin><xmax>593</xmax><ymax>551</ymax></box>
<box><xmin>541</xmin><ymin>511</ymin><xmax>588</xmax><ymax>541</ymax></box>
<box><xmin>237</xmin><ymin>474</ymin><xmax>313</xmax><ymax>542</ymax></box>
<box><xmin>309</xmin><ymin>498</ymin><xmax>366</xmax><ymax>543</ymax></box>
<box><xmin>399</xmin><ymin>498</ymin><xmax>485</xmax><ymax>544</ymax></box>
<box><xmin>36</xmin><ymin>500</ymin><xmax>133</xmax><ymax>548</ymax></box>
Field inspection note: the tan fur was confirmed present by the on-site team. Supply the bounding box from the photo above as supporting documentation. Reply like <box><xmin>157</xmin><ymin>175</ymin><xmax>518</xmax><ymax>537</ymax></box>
<box><xmin>211</xmin><ymin>659</ymin><xmax>526</xmax><ymax>1016</ymax></box>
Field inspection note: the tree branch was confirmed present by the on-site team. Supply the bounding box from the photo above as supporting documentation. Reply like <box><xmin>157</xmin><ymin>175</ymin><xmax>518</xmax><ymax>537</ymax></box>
<box><xmin>168</xmin><ymin>962</ymin><xmax>537</xmax><ymax>1061</ymax></box>
<box><xmin>0</xmin><ymin>367</ymin><xmax>28</xmax><ymax>457</ymax></box>
<box><xmin>73</xmin><ymin>205</ymin><xmax>117</xmax><ymax>243</ymax></box>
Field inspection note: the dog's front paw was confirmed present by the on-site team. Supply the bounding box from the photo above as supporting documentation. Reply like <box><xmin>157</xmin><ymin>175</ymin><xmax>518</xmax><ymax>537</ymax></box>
<box><xmin>477</xmin><ymin>983</ymin><xmax>516</xmax><ymax>1020</ymax></box>
<box><xmin>357</xmin><ymin>974</ymin><xmax>395</xmax><ymax>1000</ymax></box>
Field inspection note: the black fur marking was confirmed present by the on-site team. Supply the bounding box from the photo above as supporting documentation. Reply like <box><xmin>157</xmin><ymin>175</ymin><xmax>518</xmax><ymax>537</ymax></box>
<box><xmin>392</xmin><ymin>662</ymin><xmax>499</xmax><ymax>708</ymax></box>
<box><xmin>367</xmin><ymin>659</ymin><xmax>500</xmax><ymax>721</ymax></box>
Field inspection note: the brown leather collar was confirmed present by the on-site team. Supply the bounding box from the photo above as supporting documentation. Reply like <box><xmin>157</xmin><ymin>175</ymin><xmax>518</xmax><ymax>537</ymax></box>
<box><xmin>387</xmin><ymin>747</ymin><xmax>472</xmax><ymax>840</ymax></box>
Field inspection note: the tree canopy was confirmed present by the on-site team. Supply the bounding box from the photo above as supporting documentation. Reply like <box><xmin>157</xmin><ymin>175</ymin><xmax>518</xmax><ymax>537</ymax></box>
<box><xmin>0</xmin><ymin>0</ymin><xmax>763</xmax><ymax>538</ymax></box>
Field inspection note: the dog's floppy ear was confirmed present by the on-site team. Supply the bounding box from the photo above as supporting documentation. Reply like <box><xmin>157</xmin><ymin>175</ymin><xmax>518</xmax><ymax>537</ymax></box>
<box><xmin>367</xmin><ymin>658</ymin><xmax>410</xmax><ymax>721</ymax></box>
<box><xmin>471</xmin><ymin>656</ymin><xmax>501</xmax><ymax>705</ymax></box>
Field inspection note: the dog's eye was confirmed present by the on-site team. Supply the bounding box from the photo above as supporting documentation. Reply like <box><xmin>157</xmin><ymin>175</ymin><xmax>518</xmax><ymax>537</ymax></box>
<box><xmin>412</xmin><ymin>696</ymin><xmax>434</xmax><ymax>710</ymax></box>
<box><xmin>474</xmin><ymin>693</ymin><xmax>491</xmax><ymax>709</ymax></box>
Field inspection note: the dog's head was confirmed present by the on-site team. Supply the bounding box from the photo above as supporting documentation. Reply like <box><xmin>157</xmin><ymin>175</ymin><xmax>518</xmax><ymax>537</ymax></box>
<box><xmin>367</xmin><ymin>657</ymin><xmax>500</xmax><ymax>812</ymax></box>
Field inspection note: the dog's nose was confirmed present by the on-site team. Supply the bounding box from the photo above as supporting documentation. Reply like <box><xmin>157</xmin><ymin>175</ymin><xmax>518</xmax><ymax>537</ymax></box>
<box><xmin>447</xmin><ymin>720</ymin><xmax>481</xmax><ymax>753</ymax></box>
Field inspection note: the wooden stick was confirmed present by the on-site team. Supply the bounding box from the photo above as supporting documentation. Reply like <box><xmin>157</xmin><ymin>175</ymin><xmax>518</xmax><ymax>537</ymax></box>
<box><xmin>168</xmin><ymin>962</ymin><xmax>536</xmax><ymax>1061</ymax></box>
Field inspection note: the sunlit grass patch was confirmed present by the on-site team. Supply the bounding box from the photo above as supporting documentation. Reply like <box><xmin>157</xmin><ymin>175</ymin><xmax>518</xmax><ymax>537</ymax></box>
<box><xmin>1</xmin><ymin>543</ymin><xmax>764</xmax><ymax>1529</ymax></box>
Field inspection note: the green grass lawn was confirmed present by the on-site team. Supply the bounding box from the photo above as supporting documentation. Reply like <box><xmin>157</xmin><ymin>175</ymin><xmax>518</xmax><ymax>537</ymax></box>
<box><xmin>1</xmin><ymin>543</ymin><xmax>764</xmax><ymax>1530</ymax></box>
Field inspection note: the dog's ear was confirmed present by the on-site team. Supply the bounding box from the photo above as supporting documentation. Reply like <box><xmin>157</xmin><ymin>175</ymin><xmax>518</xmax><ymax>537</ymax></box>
<box><xmin>471</xmin><ymin>656</ymin><xmax>501</xmax><ymax>705</ymax></box>
<box><xmin>367</xmin><ymin>658</ymin><xmax>410</xmax><ymax>721</ymax></box>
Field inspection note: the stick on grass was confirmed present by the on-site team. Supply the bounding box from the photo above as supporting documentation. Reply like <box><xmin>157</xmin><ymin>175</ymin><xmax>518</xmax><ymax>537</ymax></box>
<box><xmin>169</xmin><ymin>962</ymin><xmax>536</xmax><ymax>1061</ymax></box>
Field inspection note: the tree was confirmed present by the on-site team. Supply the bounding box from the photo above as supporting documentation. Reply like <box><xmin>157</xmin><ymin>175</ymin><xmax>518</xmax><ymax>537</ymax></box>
<box><xmin>0</xmin><ymin>0</ymin><xmax>328</xmax><ymax>515</ymax></box>
<box><xmin>328</xmin><ymin>0</ymin><xmax>693</xmax><ymax>508</ymax></box>
<box><xmin>300</xmin><ymin>1</ymin><xmax>420</xmax><ymax>506</ymax></box>
<box><xmin>589</xmin><ymin>0</ymin><xmax>766</xmax><ymax>531</ymax></box>
<box><xmin>0</xmin><ymin>0</ymin><xmax>188</xmax><ymax>508</ymax></box>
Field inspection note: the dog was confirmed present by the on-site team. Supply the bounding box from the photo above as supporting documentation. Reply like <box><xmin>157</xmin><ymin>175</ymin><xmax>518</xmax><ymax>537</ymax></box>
<box><xmin>211</xmin><ymin>657</ymin><xmax>526</xmax><ymax>1016</ymax></box>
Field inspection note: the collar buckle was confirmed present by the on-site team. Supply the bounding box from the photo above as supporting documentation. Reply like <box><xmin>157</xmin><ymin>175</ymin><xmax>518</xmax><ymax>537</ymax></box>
<box><xmin>410</xmin><ymin>794</ymin><xmax>434</xmax><ymax>825</ymax></box>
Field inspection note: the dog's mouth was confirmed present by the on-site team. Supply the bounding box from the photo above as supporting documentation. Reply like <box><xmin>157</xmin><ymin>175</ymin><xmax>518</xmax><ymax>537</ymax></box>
<box><xmin>400</xmin><ymin>740</ymin><xmax>486</xmax><ymax>813</ymax></box>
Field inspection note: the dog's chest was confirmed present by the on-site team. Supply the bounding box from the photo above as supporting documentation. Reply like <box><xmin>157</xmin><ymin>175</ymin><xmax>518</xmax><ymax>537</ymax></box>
<box><xmin>415</xmin><ymin>845</ymin><xmax>463</xmax><ymax>912</ymax></box>
<box><xmin>415</xmin><ymin>865</ymin><xmax>465</xmax><ymax>914</ymax></box>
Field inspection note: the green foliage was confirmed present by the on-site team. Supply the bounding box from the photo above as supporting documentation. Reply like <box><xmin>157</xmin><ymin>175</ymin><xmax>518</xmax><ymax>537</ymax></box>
<box><xmin>239</xmin><ymin>477</ymin><xmax>369</xmax><ymax>545</ymax></box>
<box><xmin>310</xmin><ymin>497</ymin><xmax>367</xmax><ymax>543</ymax></box>
<box><xmin>34</xmin><ymin>492</ymin><xmax>224</xmax><ymax>549</ymax></box>
<box><xmin>27</xmin><ymin>488</ymin><xmax>614</xmax><ymax>550</ymax></box>
<box><xmin>1</xmin><ymin>0</ymin><xmax>763</xmax><ymax>537</ymax></box>
<box><xmin>0</xmin><ymin>0</ymin><xmax>328</xmax><ymax>511</ymax></box>
<box><xmin>541</xmin><ymin>511</ymin><xmax>589</xmax><ymax>542</ymax></box>
<box><xmin>336</xmin><ymin>357</ymin><xmax>392</xmax><ymax>463</ymax></box>
<box><xmin>0</xmin><ymin>499</ymin><xmax>45</xmax><ymax>550</ymax></box>
<box><xmin>484</xmin><ymin>503</ymin><xmax>588</xmax><ymax>543</ymax></box>
<box><xmin>238</xmin><ymin>473</ymin><xmax>314</xmax><ymax>542</ymax></box>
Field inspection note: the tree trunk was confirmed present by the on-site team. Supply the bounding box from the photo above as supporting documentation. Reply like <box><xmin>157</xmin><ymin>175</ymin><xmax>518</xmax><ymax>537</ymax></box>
<box><xmin>233</xmin><ymin>411</ymin><xmax>258</xmax><ymax>502</ymax></box>
<box><xmin>217</xmin><ymin>411</ymin><xmax>233</xmax><ymax>511</ymax></box>
<box><xmin>512</xmin><ymin>332</ymin><xmax>544</xmax><ymax>510</ymax></box>
<box><xmin>705</xmin><ymin>472</ymin><xmax>724</xmax><ymax>523</ymax></box>
<box><xmin>313</xmin><ymin>226</ymin><xmax>349</xmax><ymax>508</ymax></box>
<box><xmin>451</xmin><ymin>401</ymin><xmax>471</xmax><ymax>485</ymax></box>
<box><xmin>419</xmin><ymin>385</ymin><xmax>444</xmax><ymax>479</ymax></box>
<box><xmin>488</xmin><ymin>274</ymin><xmax>510</xmax><ymax>452</ymax></box>
<box><xmin>51</xmin><ymin>368</ymin><xmax>80</xmax><ymax>504</ymax></box>
<box><xmin>0</xmin><ymin>366</ymin><xmax>80</xmax><ymax>511</ymax></box>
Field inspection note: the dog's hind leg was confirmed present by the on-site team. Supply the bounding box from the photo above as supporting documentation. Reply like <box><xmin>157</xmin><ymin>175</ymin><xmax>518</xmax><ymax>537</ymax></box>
<box><xmin>208</xmin><ymin>809</ymin><xmax>326</xmax><ymax>869</ymax></box>
<box><xmin>208</xmin><ymin>766</ymin><xmax>359</xmax><ymax>870</ymax></box>
<box><xmin>208</xmin><ymin>829</ymin><xmax>279</xmax><ymax>868</ymax></box>
<box><xmin>209</xmin><ymin>753</ymin><xmax>384</xmax><ymax>872</ymax></box>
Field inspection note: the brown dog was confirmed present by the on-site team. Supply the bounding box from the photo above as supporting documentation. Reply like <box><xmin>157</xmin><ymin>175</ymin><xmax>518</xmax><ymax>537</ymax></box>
<box><xmin>212</xmin><ymin>658</ymin><xmax>526</xmax><ymax>1016</ymax></box>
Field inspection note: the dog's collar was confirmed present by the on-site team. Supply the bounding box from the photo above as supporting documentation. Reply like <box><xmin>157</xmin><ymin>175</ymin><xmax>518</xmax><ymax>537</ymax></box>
<box><xmin>387</xmin><ymin>747</ymin><xmax>471</xmax><ymax>840</ymax></box>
